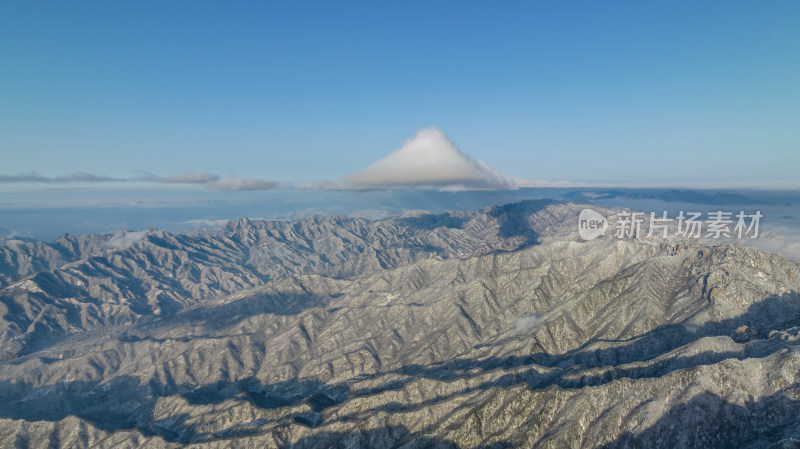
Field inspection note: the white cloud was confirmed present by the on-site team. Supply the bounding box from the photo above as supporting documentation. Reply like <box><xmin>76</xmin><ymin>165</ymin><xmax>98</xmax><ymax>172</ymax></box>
<box><xmin>740</xmin><ymin>225</ymin><xmax>800</xmax><ymax>262</ymax></box>
<box><xmin>0</xmin><ymin>172</ymin><xmax>118</xmax><ymax>183</ymax></box>
<box><xmin>161</xmin><ymin>171</ymin><xmax>220</xmax><ymax>184</ymax></box>
<box><xmin>207</xmin><ymin>176</ymin><xmax>278</xmax><ymax>191</ymax></box>
<box><xmin>159</xmin><ymin>172</ymin><xmax>278</xmax><ymax>191</ymax></box>
<box><xmin>0</xmin><ymin>170</ymin><xmax>277</xmax><ymax>191</ymax></box>
<box><xmin>513</xmin><ymin>314</ymin><xmax>541</xmax><ymax>334</ymax></box>
<box><xmin>104</xmin><ymin>230</ymin><xmax>147</xmax><ymax>249</ymax></box>
<box><xmin>512</xmin><ymin>178</ymin><xmax>590</xmax><ymax>188</ymax></box>
<box><xmin>183</xmin><ymin>219</ymin><xmax>230</xmax><ymax>228</ymax></box>
<box><xmin>341</xmin><ymin>127</ymin><xmax>517</xmax><ymax>190</ymax></box>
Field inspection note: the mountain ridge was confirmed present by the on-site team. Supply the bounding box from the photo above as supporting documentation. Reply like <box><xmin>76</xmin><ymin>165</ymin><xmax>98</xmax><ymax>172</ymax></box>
<box><xmin>1</xmin><ymin>200</ymin><xmax>799</xmax><ymax>448</ymax></box>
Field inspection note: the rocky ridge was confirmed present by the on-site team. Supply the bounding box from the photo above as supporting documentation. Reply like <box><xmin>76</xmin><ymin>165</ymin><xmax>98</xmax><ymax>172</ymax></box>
<box><xmin>0</xmin><ymin>200</ymin><xmax>799</xmax><ymax>448</ymax></box>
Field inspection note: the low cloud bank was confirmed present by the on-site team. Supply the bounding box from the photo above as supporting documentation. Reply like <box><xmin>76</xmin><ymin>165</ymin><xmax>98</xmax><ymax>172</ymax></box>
<box><xmin>207</xmin><ymin>176</ymin><xmax>278</xmax><ymax>191</ymax></box>
<box><xmin>157</xmin><ymin>172</ymin><xmax>277</xmax><ymax>191</ymax></box>
<box><xmin>513</xmin><ymin>314</ymin><xmax>541</xmax><ymax>333</ymax></box>
<box><xmin>0</xmin><ymin>172</ymin><xmax>119</xmax><ymax>183</ymax></box>
<box><xmin>341</xmin><ymin>127</ymin><xmax>517</xmax><ymax>191</ymax></box>
<box><xmin>741</xmin><ymin>224</ymin><xmax>800</xmax><ymax>262</ymax></box>
<box><xmin>104</xmin><ymin>230</ymin><xmax>147</xmax><ymax>249</ymax></box>
<box><xmin>184</xmin><ymin>219</ymin><xmax>231</xmax><ymax>228</ymax></box>
<box><xmin>2</xmin><ymin>129</ymin><xmax>549</xmax><ymax>192</ymax></box>
<box><xmin>161</xmin><ymin>171</ymin><xmax>220</xmax><ymax>184</ymax></box>
<box><xmin>0</xmin><ymin>170</ymin><xmax>278</xmax><ymax>191</ymax></box>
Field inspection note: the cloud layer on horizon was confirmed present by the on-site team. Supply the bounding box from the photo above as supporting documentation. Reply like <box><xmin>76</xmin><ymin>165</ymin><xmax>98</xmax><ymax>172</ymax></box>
<box><xmin>0</xmin><ymin>171</ymin><xmax>278</xmax><ymax>191</ymax></box>
<box><xmin>340</xmin><ymin>127</ymin><xmax>517</xmax><ymax>191</ymax></box>
<box><xmin>207</xmin><ymin>176</ymin><xmax>278</xmax><ymax>191</ymax></box>
<box><xmin>160</xmin><ymin>171</ymin><xmax>221</xmax><ymax>184</ymax></box>
<box><xmin>1</xmin><ymin>128</ymin><xmax>559</xmax><ymax>192</ymax></box>
<box><xmin>0</xmin><ymin>172</ymin><xmax>120</xmax><ymax>183</ymax></box>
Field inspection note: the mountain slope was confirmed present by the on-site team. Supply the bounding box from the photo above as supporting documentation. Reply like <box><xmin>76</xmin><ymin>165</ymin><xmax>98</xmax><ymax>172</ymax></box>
<box><xmin>1</xmin><ymin>201</ymin><xmax>799</xmax><ymax>448</ymax></box>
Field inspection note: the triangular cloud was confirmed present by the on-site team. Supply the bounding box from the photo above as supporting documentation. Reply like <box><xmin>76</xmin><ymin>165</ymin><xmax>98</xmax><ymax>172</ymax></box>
<box><xmin>341</xmin><ymin>127</ymin><xmax>516</xmax><ymax>190</ymax></box>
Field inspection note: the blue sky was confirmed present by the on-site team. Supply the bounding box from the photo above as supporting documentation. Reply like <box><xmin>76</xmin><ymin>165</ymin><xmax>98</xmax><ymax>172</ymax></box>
<box><xmin>1</xmin><ymin>1</ymin><xmax>799</xmax><ymax>186</ymax></box>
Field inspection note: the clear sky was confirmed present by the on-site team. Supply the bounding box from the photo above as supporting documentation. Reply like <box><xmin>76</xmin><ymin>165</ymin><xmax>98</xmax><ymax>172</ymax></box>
<box><xmin>1</xmin><ymin>1</ymin><xmax>799</xmax><ymax>186</ymax></box>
